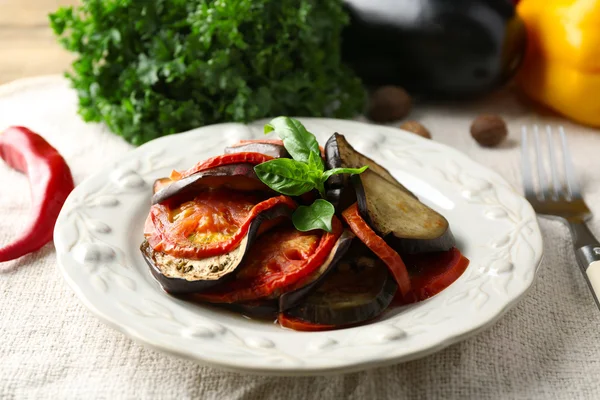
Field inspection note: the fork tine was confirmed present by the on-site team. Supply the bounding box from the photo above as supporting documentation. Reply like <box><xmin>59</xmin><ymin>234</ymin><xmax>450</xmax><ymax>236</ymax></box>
<box><xmin>559</xmin><ymin>126</ymin><xmax>581</xmax><ymax>199</ymax></box>
<box><xmin>521</xmin><ymin>126</ymin><xmax>536</xmax><ymax>199</ymax></box>
<box><xmin>546</xmin><ymin>126</ymin><xmax>561</xmax><ymax>200</ymax></box>
<box><xmin>533</xmin><ymin>125</ymin><xmax>549</xmax><ymax>200</ymax></box>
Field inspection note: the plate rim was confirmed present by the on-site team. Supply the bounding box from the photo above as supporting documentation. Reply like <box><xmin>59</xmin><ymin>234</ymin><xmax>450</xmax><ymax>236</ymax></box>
<box><xmin>53</xmin><ymin>117</ymin><xmax>543</xmax><ymax>375</ymax></box>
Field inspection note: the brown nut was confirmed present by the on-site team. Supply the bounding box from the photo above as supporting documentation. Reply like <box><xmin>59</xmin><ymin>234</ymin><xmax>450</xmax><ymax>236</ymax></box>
<box><xmin>470</xmin><ymin>114</ymin><xmax>507</xmax><ymax>147</ymax></box>
<box><xmin>400</xmin><ymin>120</ymin><xmax>431</xmax><ymax>139</ymax></box>
<box><xmin>368</xmin><ymin>86</ymin><xmax>412</xmax><ymax>123</ymax></box>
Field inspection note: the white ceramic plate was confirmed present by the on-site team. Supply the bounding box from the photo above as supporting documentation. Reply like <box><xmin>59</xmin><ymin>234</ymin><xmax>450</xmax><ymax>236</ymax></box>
<box><xmin>54</xmin><ymin>118</ymin><xmax>543</xmax><ymax>375</ymax></box>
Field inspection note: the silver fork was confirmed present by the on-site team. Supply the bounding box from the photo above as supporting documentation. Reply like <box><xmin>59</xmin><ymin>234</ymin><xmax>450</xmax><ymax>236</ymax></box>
<box><xmin>521</xmin><ymin>125</ymin><xmax>600</xmax><ymax>309</ymax></box>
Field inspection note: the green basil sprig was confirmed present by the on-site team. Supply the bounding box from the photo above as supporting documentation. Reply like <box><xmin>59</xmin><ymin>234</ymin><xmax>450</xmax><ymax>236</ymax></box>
<box><xmin>255</xmin><ymin>117</ymin><xmax>368</xmax><ymax>232</ymax></box>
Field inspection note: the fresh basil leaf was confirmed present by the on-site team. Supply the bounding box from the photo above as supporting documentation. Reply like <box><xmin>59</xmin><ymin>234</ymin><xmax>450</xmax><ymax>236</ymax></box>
<box><xmin>321</xmin><ymin>166</ymin><xmax>368</xmax><ymax>182</ymax></box>
<box><xmin>308</xmin><ymin>150</ymin><xmax>324</xmax><ymax>173</ymax></box>
<box><xmin>292</xmin><ymin>199</ymin><xmax>335</xmax><ymax>232</ymax></box>
<box><xmin>254</xmin><ymin>159</ymin><xmax>316</xmax><ymax>196</ymax></box>
<box><xmin>265</xmin><ymin>117</ymin><xmax>323</xmax><ymax>169</ymax></box>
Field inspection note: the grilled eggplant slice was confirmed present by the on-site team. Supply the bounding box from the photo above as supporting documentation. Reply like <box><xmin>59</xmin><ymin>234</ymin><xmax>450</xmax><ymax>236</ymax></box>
<box><xmin>216</xmin><ymin>300</ymin><xmax>279</xmax><ymax>319</ymax></box>
<box><xmin>141</xmin><ymin>239</ymin><xmax>247</xmax><ymax>293</ymax></box>
<box><xmin>141</xmin><ymin>203</ymin><xmax>293</xmax><ymax>294</ymax></box>
<box><xmin>225</xmin><ymin>140</ymin><xmax>289</xmax><ymax>159</ymax></box>
<box><xmin>153</xmin><ymin>163</ymin><xmax>269</xmax><ymax>205</ymax></box>
<box><xmin>325</xmin><ymin>132</ymin><xmax>454</xmax><ymax>253</ymax></box>
<box><xmin>352</xmin><ymin>172</ymin><xmax>455</xmax><ymax>253</ymax></box>
<box><xmin>180</xmin><ymin>296</ymin><xmax>279</xmax><ymax>319</ymax></box>
<box><xmin>286</xmin><ymin>241</ymin><xmax>397</xmax><ymax>326</ymax></box>
<box><xmin>278</xmin><ymin>230</ymin><xmax>354</xmax><ymax>311</ymax></box>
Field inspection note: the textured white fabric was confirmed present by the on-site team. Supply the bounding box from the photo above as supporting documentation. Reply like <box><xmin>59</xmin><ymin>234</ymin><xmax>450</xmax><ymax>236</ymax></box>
<box><xmin>1</xmin><ymin>76</ymin><xmax>600</xmax><ymax>399</ymax></box>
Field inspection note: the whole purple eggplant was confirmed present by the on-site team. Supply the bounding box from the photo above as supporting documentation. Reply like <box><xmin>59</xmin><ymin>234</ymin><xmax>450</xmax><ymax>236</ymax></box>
<box><xmin>342</xmin><ymin>0</ymin><xmax>527</xmax><ymax>98</ymax></box>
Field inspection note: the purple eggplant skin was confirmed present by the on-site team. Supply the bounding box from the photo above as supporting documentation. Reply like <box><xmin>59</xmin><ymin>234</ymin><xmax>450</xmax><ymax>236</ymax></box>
<box><xmin>153</xmin><ymin>177</ymin><xmax>172</xmax><ymax>194</ymax></box>
<box><xmin>324</xmin><ymin>133</ymin><xmax>346</xmax><ymax>192</ymax></box>
<box><xmin>178</xmin><ymin>297</ymin><xmax>278</xmax><ymax>319</ymax></box>
<box><xmin>324</xmin><ymin>134</ymin><xmax>350</xmax><ymax>209</ymax></box>
<box><xmin>325</xmin><ymin>132</ymin><xmax>454</xmax><ymax>253</ymax></box>
<box><xmin>278</xmin><ymin>230</ymin><xmax>355</xmax><ymax>312</ymax></box>
<box><xmin>352</xmin><ymin>173</ymin><xmax>375</xmax><ymax>227</ymax></box>
<box><xmin>152</xmin><ymin>163</ymin><xmax>269</xmax><ymax>205</ymax></box>
<box><xmin>286</xmin><ymin>246</ymin><xmax>398</xmax><ymax>326</ymax></box>
<box><xmin>224</xmin><ymin>142</ymin><xmax>290</xmax><ymax>159</ymax></box>
<box><xmin>385</xmin><ymin>232</ymin><xmax>455</xmax><ymax>255</ymax></box>
<box><xmin>341</xmin><ymin>0</ymin><xmax>527</xmax><ymax>98</ymax></box>
<box><xmin>324</xmin><ymin>133</ymin><xmax>416</xmax><ymax>206</ymax></box>
<box><xmin>140</xmin><ymin>203</ymin><xmax>293</xmax><ymax>294</ymax></box>
<box><xmin>217</xmin><ymin>300</ymin><xmax>279</xmax><ymax>319</ymax></box>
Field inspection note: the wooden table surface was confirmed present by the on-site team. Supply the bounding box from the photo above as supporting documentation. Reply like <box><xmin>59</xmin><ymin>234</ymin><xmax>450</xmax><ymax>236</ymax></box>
<box><xmin>0</xmin><ymin>0</ymin><xmax>79</xmax><ymax>84</ymax></box>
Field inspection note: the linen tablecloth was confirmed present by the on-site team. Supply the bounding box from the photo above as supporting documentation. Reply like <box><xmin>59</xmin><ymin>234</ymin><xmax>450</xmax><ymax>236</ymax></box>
<box><xmin>1</xmin><ymin>76</ymin><xmax>600</xmax><ymax>399</ymax></box>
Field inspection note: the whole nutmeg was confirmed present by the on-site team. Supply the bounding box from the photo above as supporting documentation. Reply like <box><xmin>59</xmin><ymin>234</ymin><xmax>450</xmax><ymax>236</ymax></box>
<box><xmin>400</xmin><ymin>120</ymin><xmax>431</xmax><ymax>139</ymax></box>
<box><xmin>470</xmin><ymin>114</ymin><xmax>507</xmax><ymax>147</ymax></box>
<box><xmin>368</xmin><ymin>86</ymin><xmax>412</xmax><ymax>123</ymax></box>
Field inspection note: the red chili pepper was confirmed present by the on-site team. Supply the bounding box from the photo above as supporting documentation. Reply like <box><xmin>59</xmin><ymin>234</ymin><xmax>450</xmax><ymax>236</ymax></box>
<box><xmin>0</xmin><ymin>127</ymin><xmax>74</xmax><ymax>262</ymax></box>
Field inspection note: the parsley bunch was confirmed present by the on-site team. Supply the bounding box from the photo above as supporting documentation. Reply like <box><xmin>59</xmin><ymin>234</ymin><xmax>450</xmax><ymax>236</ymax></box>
<box><xmin>49</xmin><ymin>0</ymin><xmax>365</xmax><ymax>145</ymax></box>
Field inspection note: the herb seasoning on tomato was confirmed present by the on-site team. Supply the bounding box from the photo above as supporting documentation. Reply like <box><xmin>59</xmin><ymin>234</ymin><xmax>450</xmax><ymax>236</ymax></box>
<box><xmin>191</xmin><ymin>217</ymin><xmax>343</xmax><ymax>303</ymax></box>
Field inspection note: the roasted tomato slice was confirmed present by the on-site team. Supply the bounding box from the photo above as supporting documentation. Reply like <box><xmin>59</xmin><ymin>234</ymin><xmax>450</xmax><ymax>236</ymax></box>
<box><xmin>192</xmin><ymin>217</ymin><xmax>343</xmax><ymax>303</ymax></box>
<box><xmin>170</xmin><ymin>152</ymin><xmax>273</xmax><ymax>180</ymax></box>
<box><xmin>278</xmin><ymin>313</ymin><xmax>337</xmax><ymax>332</ymax></box>
<box><xmin>148</xmin><ymin>191</ymin><xmax>296</xmax><ymax>259</ymax></box>
<box><xmin>398</xmin><ymin>248</ymin><xmax>470</xmax><ymax>304</ymax></box>
<box><xmin>342</xmin><ymin>203</ymin><xmax>412</xmax><ymax>298</ymax></box>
